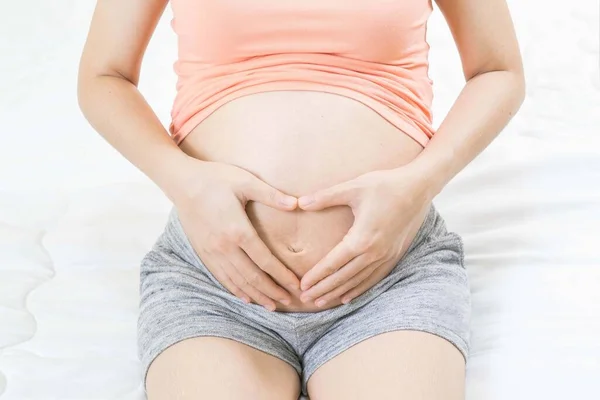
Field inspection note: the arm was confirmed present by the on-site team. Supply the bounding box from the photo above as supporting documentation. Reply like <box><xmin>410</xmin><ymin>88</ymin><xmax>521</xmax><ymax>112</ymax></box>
<box><xmin>77</xmin><ymin>0</ymin><xmax>300</xmax><ymax>309</ymax></box>
<box><xmin>297</xmin><ymin>0</ymin><xmax>525</xmax><ymax>304</ymax></box>
<box><xmin>407</xmin><ymin>0</ymin><xmax>526</xmax><ymax>198</ymax></box>
<box><xmin>77</xmin><ymin>0</ymin><xmax>192</xmax><ymax>202</ymax></box>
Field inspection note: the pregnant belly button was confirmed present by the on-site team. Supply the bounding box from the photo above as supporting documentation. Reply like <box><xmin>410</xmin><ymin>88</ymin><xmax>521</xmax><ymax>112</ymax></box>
<box><xmin>272</xmin><ymin>239</ymin><xmax>323</xmax><ymax>278</ymax></box>
<box><xmin>286</xmin><ymin>244</ymin><xmax>304</xmax><ymax>253</ymax></box>
<box><xmin>247</xmin><ymin>204</ymin><xmax>353</xmax><ymax>276</ymax></box>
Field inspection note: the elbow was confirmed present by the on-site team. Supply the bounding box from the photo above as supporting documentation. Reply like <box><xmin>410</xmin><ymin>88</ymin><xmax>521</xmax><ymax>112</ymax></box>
<box><xmin>76</xmin><ymin>57</ymin><xmax>136</xmax><ymax>117</ymax></box>
<box><xmin>469</xmin><ymin>65</ymin><xmax>527</xmax><ymax>112</ymax></box>
<box><xmin>76</xmin><ymin>54</ymin><xmax>96</xmax><ymax>116</ymax></box>
<box><xmin>510</xmin><ymin>65</ymin><xmax>527</xmax><ymax>113</ymax></box>
<box><xmin>502</xmin><ymin>67</ymin><xmax>526</xmax><ymax>119</ymax></box>
<box><xmin>506</xmin><ymin>56</ymin><xmax>527</xmax><ymax>108</ymax></box>
<box><xmin>76</xmin><ymin>71</ymin><xmax>101</xmax><ymax>120</ymax></box>
<box><xmin>76</xmin><ymin>68</ymin><xmax>92</xmax><ymax>117</ymax></box>
<box><xmin>76</xmin><ymin>68</ymin><xmax>128</xmax><ymax>118</ymax></box>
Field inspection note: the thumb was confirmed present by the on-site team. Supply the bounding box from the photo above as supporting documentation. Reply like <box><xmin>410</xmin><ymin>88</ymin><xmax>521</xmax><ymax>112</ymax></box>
<box><xmin>298</xmin><ymin>181</ymin><xmax>356</xmax><ymax>211</ymax></box>
<box><xmin>240</xmin><ymin>176</ymin><xmax>298</xmax><ymax>211</ymax></box>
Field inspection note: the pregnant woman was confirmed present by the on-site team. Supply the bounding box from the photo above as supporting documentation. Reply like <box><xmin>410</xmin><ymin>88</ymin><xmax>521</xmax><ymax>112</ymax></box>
<box><xmin>78</xmin><ymin>0</ymin><xmax>524</xmax><ymax>398</ymax></box>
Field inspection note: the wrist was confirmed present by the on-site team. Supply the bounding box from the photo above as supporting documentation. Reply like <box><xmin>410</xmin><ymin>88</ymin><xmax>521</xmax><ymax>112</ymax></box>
<box><xmin>396</xmin><ymin>148</ymin><xmax>456</xmax><ymax>201</ymax></box>
<box><xmin>152</xmin><ymin>151</ymin><xmax>205</xmax><ymax>204</ymax></box>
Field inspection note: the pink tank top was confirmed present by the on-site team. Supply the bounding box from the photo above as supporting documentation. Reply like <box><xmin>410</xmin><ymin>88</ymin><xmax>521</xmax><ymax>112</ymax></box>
<box><xmin>168</xmin><ymin>0</ymin><xmax>435</xmax><ymax>147</ymax></box>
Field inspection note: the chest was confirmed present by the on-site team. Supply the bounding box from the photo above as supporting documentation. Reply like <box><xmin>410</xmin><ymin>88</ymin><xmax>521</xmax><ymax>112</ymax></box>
<box><xmin>170</xmin><ymin>0</ymin><xmax>432</xmax><ymax>63</ymax></box>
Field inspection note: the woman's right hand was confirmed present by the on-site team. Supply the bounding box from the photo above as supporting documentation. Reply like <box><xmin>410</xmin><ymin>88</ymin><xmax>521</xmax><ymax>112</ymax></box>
<box><xmin>170</xmin><ymin>158</ymin><xmax>300</xmax><ymax>311</ymax></box>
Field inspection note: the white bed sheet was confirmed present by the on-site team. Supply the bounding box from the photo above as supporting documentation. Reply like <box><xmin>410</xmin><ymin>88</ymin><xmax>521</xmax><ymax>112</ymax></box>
<box><xmin>1</xmin><ymin>0</ymin><xmax>599</xmax><ymax>399</ymax></box>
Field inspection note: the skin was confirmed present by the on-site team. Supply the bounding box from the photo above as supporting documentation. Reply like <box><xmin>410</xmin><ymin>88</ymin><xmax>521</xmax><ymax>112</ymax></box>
<box><xmin>77</xmin><ymin>0</ymin><xmax>302</xmax><ymax>311</ymax></box>
<box><xmin>303</xmin><ymin>0</ymin><xmax>525</xmax><ymax>396</ymax></box>
<box><xmin>145</xmin><ymin>337</ymin><xmax>300</xmax><ymax>400</ymax></box>
<box><xmin>177</xmin><ymin>90</ymin><xmax>427</xmax><ymax>312</ymax></box>
<box><xmin>298</xmin><ymin>0</ymin><xmax>526</xmax><ymax>306</ymax></box>
<box><xmin>307</xmin><ymin>331</ymin><xmax>467</xmax><ymax>400</ymax></box>
<box><xmin>78</xmin><ymin>0</ymin><xmax>524</xmax><ymax>398</ymax></box>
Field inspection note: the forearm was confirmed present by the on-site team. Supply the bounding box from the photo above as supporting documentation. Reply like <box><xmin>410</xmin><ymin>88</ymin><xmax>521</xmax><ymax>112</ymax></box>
<box><xmin>77</xmin><ymin>74</ymin><xmax>194</xmax><ymax>202</ymax></box>
<box><xmin>407</xmin><ymin>69</ymin><xmax>526</xmax><ymax>199</ymax></box>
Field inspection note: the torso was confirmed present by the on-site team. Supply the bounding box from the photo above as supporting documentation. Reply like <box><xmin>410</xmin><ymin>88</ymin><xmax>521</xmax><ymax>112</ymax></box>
<box><xmin>179</xmin><ymin>91</ymin><xmax>429</xmax><ymax>312</ymax></box>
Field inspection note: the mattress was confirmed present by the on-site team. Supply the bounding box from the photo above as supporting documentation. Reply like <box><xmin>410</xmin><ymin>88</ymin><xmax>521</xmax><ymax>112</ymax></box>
<box><xmin>1</xmin><ymin>0</ymin><xmax>599</xmax><ymax>399</ymax></box>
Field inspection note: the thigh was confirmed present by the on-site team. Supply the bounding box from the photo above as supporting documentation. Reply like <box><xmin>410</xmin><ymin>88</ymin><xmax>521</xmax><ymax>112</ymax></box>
<box><xmin>307</xmin><ymin>330</ymin><xmax>465</xmax><ymax>400</ymax></box>
<box><xmin>146</xmin><ymin>336</ymin><xmax>301</xmax><ymax>400</ymax></box>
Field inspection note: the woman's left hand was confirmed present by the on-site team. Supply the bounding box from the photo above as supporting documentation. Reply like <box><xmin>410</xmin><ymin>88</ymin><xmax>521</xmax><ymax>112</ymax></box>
<box><xmin>297</xmin><ymin>164</ymin><xmax>434</xmax><ymax>307</ymax></box>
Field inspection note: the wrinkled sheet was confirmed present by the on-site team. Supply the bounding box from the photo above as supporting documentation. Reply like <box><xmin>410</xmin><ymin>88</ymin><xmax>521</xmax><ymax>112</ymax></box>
<box><xmin>1</xmin><ymin>0</ymin><xmax>599</xmax><ymax>399</ymax></box>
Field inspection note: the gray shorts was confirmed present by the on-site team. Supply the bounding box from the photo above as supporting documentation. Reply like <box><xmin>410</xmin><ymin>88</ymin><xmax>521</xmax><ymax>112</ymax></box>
<box><xmin>137</xmin><ymin>203</ymin><xmax>471</xmax><ymax>396</ymax></box>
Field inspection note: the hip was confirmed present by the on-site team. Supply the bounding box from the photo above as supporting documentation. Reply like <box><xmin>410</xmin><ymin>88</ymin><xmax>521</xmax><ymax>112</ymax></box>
<box><xmin>139</xmin><ymin>202</ymin><xmax>468</xmax><ymax>317</ymax></box>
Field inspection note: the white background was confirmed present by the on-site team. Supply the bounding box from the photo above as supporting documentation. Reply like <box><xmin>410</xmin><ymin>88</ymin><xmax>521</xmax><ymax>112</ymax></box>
<box><xmin>0</xmin><ymin>1</ymin><xmax>599</xmax><ymax>399</ymax></box>
<box><xmin>0</xmin><ymin>0</ymin><xmax>598</xmax><ymax>192</ymax></box>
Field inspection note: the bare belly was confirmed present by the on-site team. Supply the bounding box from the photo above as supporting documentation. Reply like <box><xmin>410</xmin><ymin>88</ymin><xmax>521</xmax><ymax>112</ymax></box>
<box><xmin>179</xmin><ymin>91</ymin><xmax>427</xmax><ymax>311</ymax></box>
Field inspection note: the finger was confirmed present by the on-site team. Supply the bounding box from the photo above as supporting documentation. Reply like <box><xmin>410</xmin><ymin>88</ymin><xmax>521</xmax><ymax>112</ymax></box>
<box><xmin>300</xmin><ymin>235</ymin><xmax>360</xmax><ymax>292</ymax></box>
<box><xmin>240</xmin><ymin>175</ymin><xmax>297</xmax><ymax>211</ymax></box>
<box><xmin>228</xmin><ymin>246</ymin><xmax>293</xmax><ymax>306</ymax></box>
<box><xmin>239</xmin><ymin>228</ymin><xmax>300</xmax><ymax>292</ymax></box>
<box><xmin>314</xmin><ymin>262</ymin><xmax>381</xmax><ymax>307</ymax></box>
<box><xmin>297</xmin><ymin>180</ymin><xmax>358</xmax><ymax>211</ymax></box>
<box><xmin>209</xmin><ymin>259</ymin><xmax>252</xmax><ymax>304</ymax></box>
<box><xmin>196</xmin><ymin>252</ymin><xmax>252</xmax><ymax>304</ymax></box>
<box><xmin>300</xmin><ymin>253</ymin><xmax>373</xmax><ymax>302</ymax></box>
<box><xmin>221</xmin><ymin>257</ymin><xmax>278</xmax><ymax>311</ymax></box>
<box><xmin>340</xmin><ymin>265</ymin><xmax>385</xmax><ymax>304</ymax></box>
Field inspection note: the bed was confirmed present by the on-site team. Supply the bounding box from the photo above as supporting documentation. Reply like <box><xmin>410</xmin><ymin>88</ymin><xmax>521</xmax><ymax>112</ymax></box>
<box><xmin>1</xmin><ymin>1</ymin><xmax>599</xmax><ymax>399</ymax></box>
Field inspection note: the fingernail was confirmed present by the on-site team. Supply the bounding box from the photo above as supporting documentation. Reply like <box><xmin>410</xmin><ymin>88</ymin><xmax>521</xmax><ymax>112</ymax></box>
<box><xmin>299</xmin><ymin>196</ymin><xmax>314</xmax><ymax>207</ymax></box>
<box><xmin>315</xmin><ymin>299</ymin><xmax>327</xmax><ymax>307</ymax></box>
<box><xmin>242</xmin><ymin>296</ymin><xmax>251</xmax><ymax>304</ymax></box>
<box><xmin>280</xmin><ymin>196</ymin><xmax>297</xmax><ymax>207</ymax></box>
<box><xmin>342</xmin><ymin>297</ymin><xmax>352</xmax><ymax>304</ymax></box>
<box><xmin>300</xmin><ymin>295</ymin><xmax>311</xmax><ymax>303</ymax></box>
<box><xmin>280</xmin><ymin>298</ymin><xmax>291</xmax><ymax>305</ymax></box>
<box><xmin>265</xmin><ymin>304</ymin><xmax>276</xmax><ymax>312</ymax></box>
